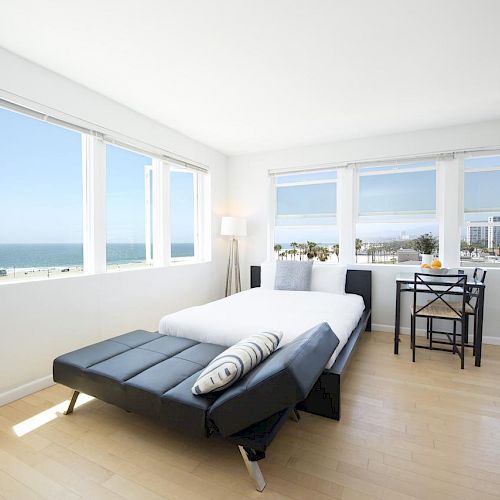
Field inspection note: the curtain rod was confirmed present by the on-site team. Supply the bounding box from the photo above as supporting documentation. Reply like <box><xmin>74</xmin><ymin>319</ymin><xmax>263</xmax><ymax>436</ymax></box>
<box><xmin>269</xmin><ymin>147</ymin><xmax>500</xmax><ymax>176</ymax></box>
<box><xmin>0</xmin><ymin>94</ymin><xmax>209</xmax><ymax>174</ymax></box>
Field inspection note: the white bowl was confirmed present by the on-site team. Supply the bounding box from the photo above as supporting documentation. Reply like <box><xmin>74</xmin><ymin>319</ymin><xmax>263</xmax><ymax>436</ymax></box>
<box><xmin>420</xmin><ymin>267</ymin><xmax>448</xmax><ymax>275</ymax></box>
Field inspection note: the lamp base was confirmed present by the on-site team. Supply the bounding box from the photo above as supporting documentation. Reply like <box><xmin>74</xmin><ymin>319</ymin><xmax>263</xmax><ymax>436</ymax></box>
<box><xmin>225</xmin><ymin>238</ymin><xmax>241</xmax><ymax>296</ymax></box>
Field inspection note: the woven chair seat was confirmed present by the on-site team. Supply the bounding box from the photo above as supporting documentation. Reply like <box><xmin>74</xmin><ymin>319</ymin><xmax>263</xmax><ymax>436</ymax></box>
<box><xmin>411</xmin><ymin>301</ymin><xmax>472</xmax><ymax>319</ymax></box>
<box><xmin>447</xmin><ymin>301</ymin><xmax>475</xmax><ymax>315</ymax></box>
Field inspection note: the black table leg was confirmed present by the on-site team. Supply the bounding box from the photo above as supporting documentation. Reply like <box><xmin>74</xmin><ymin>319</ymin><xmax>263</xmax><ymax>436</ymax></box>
<box><xmin>394</xmin><ymin>281</ymin><xmax>401</xmax><ymax>355</ymax></box>
<box><xmin>475</xmin><ymin>287</ymin><xmax>485</xmax><ymax>367</ymax></box>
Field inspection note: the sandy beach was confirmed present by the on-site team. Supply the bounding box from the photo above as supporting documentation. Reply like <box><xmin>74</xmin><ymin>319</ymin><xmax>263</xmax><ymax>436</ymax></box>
<box><xmin>0</xmin><ymin>262</ymin><xmax>155</xmax><ymax>283</ymax></box>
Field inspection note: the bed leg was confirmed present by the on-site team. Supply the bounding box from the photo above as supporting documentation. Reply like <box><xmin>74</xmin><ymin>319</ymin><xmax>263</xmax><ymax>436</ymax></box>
<box><xmin>238</xmin><ymin>446</ymin><xmax>266</xmax><ymax>492</ymax></box>
<box><xmin>64</xmin><ymin>391</ymin><xmax>80</xmax><ymax>415</ymax></box>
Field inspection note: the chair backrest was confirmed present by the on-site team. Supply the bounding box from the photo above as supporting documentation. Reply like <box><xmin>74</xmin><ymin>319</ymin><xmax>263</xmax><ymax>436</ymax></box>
<box><xmin>473</xmin><ymin>267</ymin><xmax>487</xmax><ymax>284</ymax></box>
<box><xmin>413</xmin><ymin>273</ymin><xmax>467</xmax><ymax>319</ymax></box>
<box><xmin>467</xmin><ymin>267</ymin><xmax>487</xmax><ymax>311</ymax></box>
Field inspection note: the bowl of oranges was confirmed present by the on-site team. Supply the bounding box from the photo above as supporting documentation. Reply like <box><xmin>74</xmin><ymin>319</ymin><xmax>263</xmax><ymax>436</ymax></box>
<box><xmin>420</xmin><ymin>259</ymin><xmax>447</xmax><ymax>274</ymax></box>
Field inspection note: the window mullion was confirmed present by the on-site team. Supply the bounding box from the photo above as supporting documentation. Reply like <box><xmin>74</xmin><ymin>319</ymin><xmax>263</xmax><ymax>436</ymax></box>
<box><xmin>82</xmin><ymin>135</ymin><xmax>106</xmax><ymax>274</ymax></box>
<box><xmin>338</xmin><ymin>165</ymin><xmax>356</xmax><ymax>264</ymax></box>
<box><xmin>437</xmin><ymin>154</ymin><xmax>462</xmax><ymax>267</ymax></box>
<box><xmin>152</xmin><ymin>159</ymin><xmax>170</xmax><ymax>267</ymax></box>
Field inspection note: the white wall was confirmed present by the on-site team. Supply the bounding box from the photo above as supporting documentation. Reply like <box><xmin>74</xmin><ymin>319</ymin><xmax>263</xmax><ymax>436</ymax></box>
<box><xmin>227</xmin><ymin>120</ymin><xmax>500</xmax><ymax>343</ymax></box>
<box><xmin>0</xmin><ymin>49</ymin><xmax>228</xmax><ymax>404</ymax></box>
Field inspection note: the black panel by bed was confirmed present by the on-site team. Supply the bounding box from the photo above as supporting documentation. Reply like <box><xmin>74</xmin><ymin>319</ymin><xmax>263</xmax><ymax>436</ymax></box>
<box><xmin>250</xmin><ymin>265</ymin><xmax>372</xmax><ymax>420</ymax></box>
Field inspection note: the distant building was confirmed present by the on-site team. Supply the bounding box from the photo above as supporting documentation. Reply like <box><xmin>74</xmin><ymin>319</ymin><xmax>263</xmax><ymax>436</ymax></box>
<box><xmin>467</xmin><ymin>224</ymin><xmax>488</xmax><ymax>246</ymax></box>
<box><xmin>467</xmin><ymin>217</ymin><xmax>500</xmax><ymax>249</ymax></box>
<box><xmin>397</xmin><ymin>249</ymin><xmax>419</xmax><ymax>263</ymax></box>
<box><xmin>488</xmin><ymin>216</ymin><xmax>500</xmax><ymax>249</ymax></box>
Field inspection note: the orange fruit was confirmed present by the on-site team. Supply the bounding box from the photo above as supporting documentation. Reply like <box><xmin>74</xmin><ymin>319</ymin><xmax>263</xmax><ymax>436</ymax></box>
<box><xmin>431</xmin><ymin>259</ymin><xmax>442</xmax><ymax>269</ymax></box>
<box><xmin>421</xmin><ymin>263</ymin><xmax>431</xmax><ymax>269</ymax></box>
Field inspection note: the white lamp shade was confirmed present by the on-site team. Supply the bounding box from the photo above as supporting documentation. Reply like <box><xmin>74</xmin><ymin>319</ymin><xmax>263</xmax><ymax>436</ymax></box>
<box><xmin>221</xmin><ymin>216</ymin><xmax>247</xmax><ymax>237</ymax></box>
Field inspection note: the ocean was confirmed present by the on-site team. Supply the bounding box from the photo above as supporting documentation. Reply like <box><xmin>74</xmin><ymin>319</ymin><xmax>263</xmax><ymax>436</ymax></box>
<box><xmin>0</xmin><ymin>243</ymin><xmax>195</xmax><ymax>270</ymax></box>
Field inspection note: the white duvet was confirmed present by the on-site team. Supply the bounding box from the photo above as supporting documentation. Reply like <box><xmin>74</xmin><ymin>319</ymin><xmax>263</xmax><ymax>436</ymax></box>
<box><xmin>159</xmin><ymin>288</ymin><xmax>365</xmax><ymax>369</ymax></box>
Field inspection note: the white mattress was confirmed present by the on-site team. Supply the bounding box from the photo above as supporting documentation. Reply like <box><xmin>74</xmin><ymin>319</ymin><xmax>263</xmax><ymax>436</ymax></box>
<box><xmin>159</xmin><ymin>288</ymin><xmax>365</xmax><ymax>369</ymax></box>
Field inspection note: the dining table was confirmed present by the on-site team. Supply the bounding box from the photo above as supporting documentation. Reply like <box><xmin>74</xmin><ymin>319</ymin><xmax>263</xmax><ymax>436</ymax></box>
<box><xmin>394</xmin><ymin>272</ymin><xmax>486</xmax><ymax>366</ymax></box>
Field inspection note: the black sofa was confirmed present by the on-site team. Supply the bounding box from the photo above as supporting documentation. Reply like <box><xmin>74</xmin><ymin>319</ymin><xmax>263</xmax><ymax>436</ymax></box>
<box><xmin>53</xmin><ymin>322</ymin><xmax>339</xmax><ymax>491</ymax></box>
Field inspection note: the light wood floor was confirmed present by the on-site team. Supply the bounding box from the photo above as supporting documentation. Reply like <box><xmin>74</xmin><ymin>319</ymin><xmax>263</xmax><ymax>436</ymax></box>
<box><xmin>1</xmin><ymin>331</ymin><xmax>500</xmax><ymax>500</ymax></box>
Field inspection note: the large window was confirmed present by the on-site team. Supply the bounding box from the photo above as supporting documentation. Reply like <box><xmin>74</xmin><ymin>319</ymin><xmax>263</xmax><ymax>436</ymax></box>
<box><xmin>274</xmin><ymin>170</ymin><xmax>339</xmax><ymax>261</ymax></box>
<box><xmin>106</xmin><ymin>144</ymin><xmax>153</xmax><ymax>270</ymax></box>
<box><xmin>170</xmin><ymin>168</ymin><xmax>196</xmax><ymax>259</ymax></box>
<box><xmin>356</xmin><ymin>161</ymin><xmax>438</xmax><ymax>264</ymax></box>
<box><xmin>0</xmin><ymin>100</ymin><xmax>209</xmax><ymax>284</ymax></box>
<box><xmin>0</xmin><ymin>106</ymin><xmax>83</xmax><ymax>281</ymax></box>
<box><xmin>461</xmin><ymin>155</ymin><xmax>500</xmax><ymax>267</ymax></box>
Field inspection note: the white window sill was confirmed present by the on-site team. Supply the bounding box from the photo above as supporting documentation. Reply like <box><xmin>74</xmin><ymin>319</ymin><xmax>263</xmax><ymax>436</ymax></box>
<box><xmin>0</xmin><ymin>259</ymin><xmax>212</xmax><ymax>286</ymax></box>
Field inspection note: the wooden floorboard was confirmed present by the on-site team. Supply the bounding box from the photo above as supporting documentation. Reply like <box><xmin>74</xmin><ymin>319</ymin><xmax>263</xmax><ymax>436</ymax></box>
<box><xmin>1</xmin><ymin>331</ymin><xmax>499</xmax><ymax>499</ymax></box>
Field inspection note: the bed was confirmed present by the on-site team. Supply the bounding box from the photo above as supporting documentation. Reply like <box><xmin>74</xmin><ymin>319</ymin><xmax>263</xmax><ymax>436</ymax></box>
<box><xmin>159</xmin><ymin>266</ymin><xmax>372</xmax><ymax>420</ymax></box>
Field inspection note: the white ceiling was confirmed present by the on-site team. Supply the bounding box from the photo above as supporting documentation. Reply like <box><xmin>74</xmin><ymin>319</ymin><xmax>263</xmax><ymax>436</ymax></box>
<box><xmin>1</xmin><ymin>0</ymin><xmax>500</xmax><ymax>156</ymax></box>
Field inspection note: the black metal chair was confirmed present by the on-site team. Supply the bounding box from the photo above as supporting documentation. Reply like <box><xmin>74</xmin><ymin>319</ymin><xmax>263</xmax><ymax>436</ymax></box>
<box><xmin>455</xmin><ymin>267</ymin><xmax>487</xmax><ymax>355</ymax></box>
<box><xmin>411</xmin><ymin>273</ymin><xmax>468</xmax><ymax>369</ymax></box>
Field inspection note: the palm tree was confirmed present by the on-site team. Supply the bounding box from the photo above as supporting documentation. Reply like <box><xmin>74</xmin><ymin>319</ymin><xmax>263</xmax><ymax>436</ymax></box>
<box><xmin>290</xmin><ymin>242</ymin><xmax>298</xmax><ymax>260</ymax></box>
<box><xmin>317</xmin><ymin>246</ymin><xmax>330</xmax><ymax>262</ymax></box>
<box><xmin>355</xmin><ymin>238</ymin><xmax>363</xmax><ymax>262</ymax></box>
<box><xmin>297</xmin><ymin>243</ymin><xmax>307</xmax><ymax>260</ymax></box>
<box><xmin>273</xmin><ymin>244</ymin><xmax>282</xmax><ymax>257</ymax></box>
<box><xmin>331</xmin><ymin>244</ymin><xmax>340</xmax><ymax>262</ymax></box>
<box><xmin>306</xmin><ymin>241</ymin><xmax>318</xmax><ymax>260</ymax></box>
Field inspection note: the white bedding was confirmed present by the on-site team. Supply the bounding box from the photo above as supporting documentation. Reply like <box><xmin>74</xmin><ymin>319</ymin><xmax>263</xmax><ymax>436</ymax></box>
<box><xmin>159</xmin><ymin>288</ymin><xmax>365</xmax><ymax>369</ymax></box>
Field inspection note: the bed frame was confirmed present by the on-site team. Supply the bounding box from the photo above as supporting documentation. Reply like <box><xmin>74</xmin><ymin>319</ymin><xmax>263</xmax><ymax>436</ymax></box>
<box><xmin>250</xmin><ymin>266</ymin><xmax>372</xmax><ymax>420</ymax></box>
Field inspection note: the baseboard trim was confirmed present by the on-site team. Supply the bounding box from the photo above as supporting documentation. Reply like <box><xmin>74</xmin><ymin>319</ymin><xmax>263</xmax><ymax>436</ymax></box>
<box><xmin>372</xmin><ymin>323</ymin><xmax>500</xmax><ymax>345</ymax></box>
<box><xmin>0</xmin><ymin>375</ymin><xmax>54</xmax><ymax>407</ymax></box>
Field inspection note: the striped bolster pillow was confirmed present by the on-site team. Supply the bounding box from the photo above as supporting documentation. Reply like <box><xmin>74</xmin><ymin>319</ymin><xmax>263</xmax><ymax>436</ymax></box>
<box><xmin>191</xmin><ymin>330</ymin><xmax>283</xmax><ymax>395</ymax></box>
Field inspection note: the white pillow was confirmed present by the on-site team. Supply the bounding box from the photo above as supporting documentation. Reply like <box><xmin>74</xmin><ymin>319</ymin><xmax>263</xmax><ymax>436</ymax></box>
<box><xmin>260</xmin><ymin>261</ymin><xmax>276</xmax><ymax>289</ymax></box>
<box><xmin>310</xmin><ymin>264</ymin><xmax>347</xmax><ymax>295</ymax></box>
<box><xmin>192</xmin><ymin>330</ymin><xmax>283</xmax><ymax>394</ymax></box>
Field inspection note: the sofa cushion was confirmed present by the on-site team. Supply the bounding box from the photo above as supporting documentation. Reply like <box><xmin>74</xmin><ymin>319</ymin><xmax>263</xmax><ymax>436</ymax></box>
<box><xmin>53</xmin><ymin>331</ymin><xmax>226</xmax><ymax>435</ymax></box>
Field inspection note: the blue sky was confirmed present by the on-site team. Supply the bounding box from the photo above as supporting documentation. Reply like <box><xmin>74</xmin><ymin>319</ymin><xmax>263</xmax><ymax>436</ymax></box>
<box><xmin>0</xmin><ymin>107</ymin><xmax>194</xmax><ymax>244</ymax></box>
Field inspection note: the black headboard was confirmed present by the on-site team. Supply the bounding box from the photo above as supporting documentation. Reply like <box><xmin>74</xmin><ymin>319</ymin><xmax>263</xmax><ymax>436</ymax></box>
<box><xmin>250</xmin><ymin>266</ymin><xmax>372</xmax><ymax>313</ymax></box>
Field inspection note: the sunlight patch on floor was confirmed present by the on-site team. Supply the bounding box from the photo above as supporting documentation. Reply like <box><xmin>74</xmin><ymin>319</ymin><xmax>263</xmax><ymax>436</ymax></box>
<box><xmin>13</xmin><ymin>393</ymin><xmax>94</xmax><ymax>436</ymax></box>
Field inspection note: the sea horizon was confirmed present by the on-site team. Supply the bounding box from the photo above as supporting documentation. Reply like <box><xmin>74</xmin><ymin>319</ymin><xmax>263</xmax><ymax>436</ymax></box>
<box><xmin>0</xmin><ymin>242</ymin><xmax>195</xmax><ymax>270</ymax></box>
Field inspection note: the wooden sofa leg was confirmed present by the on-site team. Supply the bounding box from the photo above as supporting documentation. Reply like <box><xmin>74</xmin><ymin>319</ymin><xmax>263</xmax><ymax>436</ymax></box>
<box><xmin>64</xmin><ymin>391</ymin><xmax>80</xmax><ymax>415</ymax></box>
<box><xmin>238</xmin><ymin>446</ymin><xmax>266</xmax><ymax>492</ymax></box>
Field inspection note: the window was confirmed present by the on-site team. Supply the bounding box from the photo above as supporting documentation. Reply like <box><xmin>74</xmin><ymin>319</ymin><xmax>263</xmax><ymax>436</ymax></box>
<box><xmin>0</xmin><ymin>99</ymin><xmax>210</xmax><ymax>284</ymax></box>
<box><xmin>461</xmin><ymin>155</ymin><xmax>500</xmax><ymax>267</ymax></box>
<box><xmin>356</xmin><ymin>161</ymin><xmax>438</xmax><ymax>264</ymax></box>
<box><xmin>170</xmin><ymin>168</ymin><xmax>196</xmax><ymax>259</ymax></box>
<box><xmin>0</xmin><ymin>106</ymin><xmax>83</xmax><ymax>281</ymax></box>
<box><xmin>106</xmin><ymin>143</ymin><xmax>153</xmax><ymax>270</ymax></box>
<box><xmin>274</xmin><ymin>170</ymin><xmax>339</xmax><ymax>261</ymax></box>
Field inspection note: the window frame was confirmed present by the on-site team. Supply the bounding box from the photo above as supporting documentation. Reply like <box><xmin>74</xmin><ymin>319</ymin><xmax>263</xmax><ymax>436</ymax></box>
<box><xmin>169</xmin><ymin>165</ymin><xmax>203</xmax><ymax>263</ymax></box>
<box><xmin>0</xmin><ymin>99</ymin><xmax>211</xmax><ymax>285</ymax></box>
<box><xmin>0</xmin><ymin>104</ymin><xmax>86</xmax><ymax>280</ymax></box>
<box><xmin>271</xmin><ymin>169</ymin><xmax>340</xmax><ymax>262</ymax></box>
<box><xmin>461</xmin><ymin>154</ymin><xmax>500</xmax><ymax>267</ymax></box>
<box><xmin>353</xmin><ymin>161</ymin><xmax>439</xmax><ymax>265</ymax></box>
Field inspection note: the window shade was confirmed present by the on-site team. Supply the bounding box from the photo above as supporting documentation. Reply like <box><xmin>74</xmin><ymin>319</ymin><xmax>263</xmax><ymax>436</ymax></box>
<box><xmin>464</xmin><ymin>156</ymin><xmax>500</xmax><ymax>213</ymax></box>
<box><xmin>277</xmin><ymin>183</ymin><xmax>337</xmax><ymax>217</ymax></box>
<box><xmin>359</xmin><ymin>169</ymin><xmax>436</xmax><ymax>217</ymax></box>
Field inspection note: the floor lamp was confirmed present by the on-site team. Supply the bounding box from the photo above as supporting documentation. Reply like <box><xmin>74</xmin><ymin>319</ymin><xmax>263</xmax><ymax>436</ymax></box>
<box><xmin>221</xmin><ymin>216</ymin><xmax>247</xmax><ymax>296</ymax></box>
